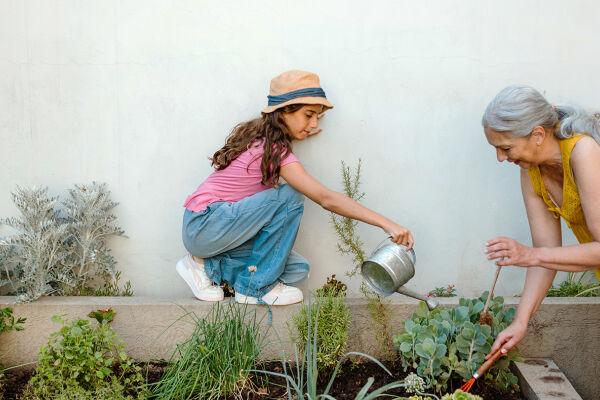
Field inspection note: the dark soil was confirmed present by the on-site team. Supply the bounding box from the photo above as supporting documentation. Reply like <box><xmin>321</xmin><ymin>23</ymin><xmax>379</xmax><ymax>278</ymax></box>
<box><xmin>235</xmin><ymin>359</ymin><xmax>525</xmax><ymax>400</ymax></box>
<box><xmin>1</xmin><ymin>367</ymin><xmax>34</xmax><ymax>400</ymax></box>
<box><xmin>0</xmin><ymin>360</ymin><xmax>525</xmax><ymax>399</ymax></box>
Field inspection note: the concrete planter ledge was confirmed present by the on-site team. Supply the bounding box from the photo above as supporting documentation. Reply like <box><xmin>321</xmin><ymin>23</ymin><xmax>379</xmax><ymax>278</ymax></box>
<box><xmin>0</xmin><ymin>296</ymin><xmax>598</xmax><ymax>399</ymax></box>
<box><xmin>513</xmin><ymin>358</ymin><xmax>582</xmax><ymax>400</ymax></box>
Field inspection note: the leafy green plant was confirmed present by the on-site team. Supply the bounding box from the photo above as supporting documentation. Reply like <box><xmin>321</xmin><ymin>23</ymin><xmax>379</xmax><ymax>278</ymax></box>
<box><xmin>0</xmin><ymin>306</ymin><xmax>26</xmax><ymax>333</ymax></box>
<box><xmin>426</xmin><ymin>285</ymin><xmax>457</xmax><ymax>298</ymax></box>
<box><xmin>0</xmin><ymin>306</ymin><xmax>26</xmax><ymax>382</ymax></box>
<box><xmin>330</xmin><ymin>159</ymin><xmax>397</xmax><ymax>362</ymax></box>
<box><xmin>22</xmin><ymin>312</ymin><xmax>147</xmax><ymax>399</ymax></box>
<box><xmin>393</xmin><ymin>293</ymin><xmax>522</xmax><ymax>394</ymax></box>
<box><xmin>0</xmin><ymin>183</ymin><xmax>131</xmax><ymax>301</ymax></box>
<box><xmin>149</xmin><ymin>302</ymin><xmax>266</xmax><ymax>400</ymax></box>
<box><xmin>257</xmin><ymin>297</ymin><xmax>432</xmax><ymax>400</ymax></box>
<box><xmin>290</xmin><ymin>290</ymin><xmax>351</xmax><ymax>377</ymax></box>
<box><xmin>547</xmin><ymin>271</ymin><xmax>600</xmax><ymax>297</ymax></box>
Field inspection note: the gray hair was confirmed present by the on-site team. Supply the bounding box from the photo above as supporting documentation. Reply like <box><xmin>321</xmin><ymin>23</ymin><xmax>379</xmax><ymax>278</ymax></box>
<box><xmin>482</xmin><ymin>85</ymin><xmax>600</xmax><ymax>144</ymax></box>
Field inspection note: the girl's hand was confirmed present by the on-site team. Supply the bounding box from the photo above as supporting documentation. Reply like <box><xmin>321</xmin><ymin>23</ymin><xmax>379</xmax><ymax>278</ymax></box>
<box><xmin>308</xmin><ymin>112</ymin><xmax>326</xmax><ymax>136</ymax></box>
<box><xmin>486</xmin><ymin>320</ymin><xmax>528</xmax><ymax>359</ymax></box>
<box><xmin>485</xmin><ymin>236</ymin><xmax>537</xmax><ymax>267</ymax></box>
<box><xmin>308</xmin><ymin>127</ymin><xmax>322</xmax><ymax>136</ymax></box>
<box><xmin>384</xmin><ymin>223</ymin><xmax>414</xmax><ymax>250</ymax></box>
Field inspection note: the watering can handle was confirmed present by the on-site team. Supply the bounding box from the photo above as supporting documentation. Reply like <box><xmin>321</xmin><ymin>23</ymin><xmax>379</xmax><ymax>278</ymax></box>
<box><xmin>377</xmin><ymin>236</ymin><xmax>416</xmax><ymax>265</ymax></box>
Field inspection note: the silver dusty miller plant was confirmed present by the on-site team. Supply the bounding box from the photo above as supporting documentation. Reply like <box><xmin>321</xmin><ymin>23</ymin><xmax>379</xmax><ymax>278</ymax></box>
<box><xmin>0</xmin><ymin>183</ymin><xmax>127</xmax><ymax>302</ymax></box>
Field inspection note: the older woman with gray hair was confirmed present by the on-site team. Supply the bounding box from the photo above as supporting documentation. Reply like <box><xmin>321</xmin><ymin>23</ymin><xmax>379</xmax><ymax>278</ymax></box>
<box><xmin>482</xmin><ymin>85</ymin><xmax>600</xmax><ymax>357</ymax></box>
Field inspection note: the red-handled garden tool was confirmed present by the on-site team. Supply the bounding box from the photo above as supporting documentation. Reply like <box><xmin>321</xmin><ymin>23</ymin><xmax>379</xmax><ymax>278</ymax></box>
<box><xmin>459</xmin><ymin>349</ymin><xmax>506</xmax><ymax>393</ymax></box>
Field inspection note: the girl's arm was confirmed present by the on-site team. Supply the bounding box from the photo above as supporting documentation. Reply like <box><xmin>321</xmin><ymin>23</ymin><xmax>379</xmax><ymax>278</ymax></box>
<box><xmin>488</xmin><ymin>168</ymin><xmax>560</xmax><ymax>356</ymax></box>
<box><xmin>486</xmin><ymin>137</ymin><xmax>600</xmax><ymax>271</ymax></box>
<box><xmin>280</xmin><ymin>161</ymin><xmax>414</xmax><ymax>248</ymax></box>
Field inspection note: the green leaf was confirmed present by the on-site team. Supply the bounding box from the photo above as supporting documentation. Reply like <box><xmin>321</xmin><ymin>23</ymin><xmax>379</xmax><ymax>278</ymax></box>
<box><xmin>461</xmin><ymin>327</ymin><xmax>475</xmax><ymax>340</ymax></box>
<box><xmin>399</xmin><ymin>342</ymin><xmax>412</xmax><ymax>353</ymax></box>
<box><xmin>433</xmin><ymin>344</ymin><xmax>447</xmax><ymax>359</ymax></box>
<box><xmin>415</xmin><ymin>342</ymin><xmax>433</xmax><ymax>358</ymax></box>
<box><xmin>472</xmin><ymin>301</ymin><xmax>484</xmax><ymax>315</ymax></box>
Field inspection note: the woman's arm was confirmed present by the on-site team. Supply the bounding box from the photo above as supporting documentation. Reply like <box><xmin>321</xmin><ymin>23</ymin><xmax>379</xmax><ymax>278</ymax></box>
<box><xmin>486</xmin><ymin>137</ymin><xmax>600</xmax><ymax>271</ymax></box>
<box><xmin>280</xmin><ymin>161</ymin><xmax>414</xmax><ymax>248</ymax></box>
<box><xmin>488</xmin><ymin>168</ymin><xmax>560</xmax><ymax>356</ymax></box>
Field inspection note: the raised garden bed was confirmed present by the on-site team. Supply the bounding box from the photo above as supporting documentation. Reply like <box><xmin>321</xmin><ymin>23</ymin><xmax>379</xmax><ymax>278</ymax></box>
<box><xmin>1</xmin><ymin>359</ymin><xmax>526</xmax><ymax>400</ymax></box>
<box><xmin>2</xmin><ymin>358</ymin><xmax>585</xmax><ymax>399</ymax></box>
<box><xmin>0</xmin><ymin>296</ymin><xmax>597</xmax><ymax>399</ymax></box>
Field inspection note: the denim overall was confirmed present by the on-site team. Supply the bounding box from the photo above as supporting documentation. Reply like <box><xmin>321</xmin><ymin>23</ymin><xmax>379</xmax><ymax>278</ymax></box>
<box><xmin>182</xmin><ymin>184</ymin><xmax>309</xmax><ymax>300</ymax></box>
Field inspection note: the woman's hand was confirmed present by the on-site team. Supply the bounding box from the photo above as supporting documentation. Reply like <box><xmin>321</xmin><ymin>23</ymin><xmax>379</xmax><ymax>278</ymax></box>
<box><xmin>485</xmin><ymin>236</ymin><xmax>538</xmax><ymax>267</ymax></box>
<box><xmin>384</xmin><ymin>222</ymin><xmax>414</xmax><ymax>250</ymax></box>
<box><xmin>486</xmin><ymin>320</ymin><xmax>528</xmax><ymax>359</ymax></box>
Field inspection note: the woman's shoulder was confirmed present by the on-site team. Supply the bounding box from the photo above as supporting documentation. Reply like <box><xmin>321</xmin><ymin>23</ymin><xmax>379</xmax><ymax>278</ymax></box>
<box><xmin>570</xmin><ymin>134</ymin><xmax>600</xmax><ymax>168</ymax></box>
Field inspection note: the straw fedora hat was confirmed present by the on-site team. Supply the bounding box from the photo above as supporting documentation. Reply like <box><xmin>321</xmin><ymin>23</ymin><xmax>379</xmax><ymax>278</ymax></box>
<box><xmin>262</xmin><ymin>70</ymin><xmax>334</xmax><ymax>114</ymax></box>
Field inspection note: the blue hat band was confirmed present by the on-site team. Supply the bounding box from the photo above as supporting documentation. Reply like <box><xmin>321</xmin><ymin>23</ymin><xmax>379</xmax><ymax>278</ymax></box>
<box><xmin>267</xmin><ymin>87</ymin><xmax>327</xmax><ymax>106</ymax></box>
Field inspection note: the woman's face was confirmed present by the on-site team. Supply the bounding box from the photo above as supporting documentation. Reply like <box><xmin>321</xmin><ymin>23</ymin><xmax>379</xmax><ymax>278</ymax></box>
<box><xmin>485</xmin><ymin>128</ymin><xmax>539</xmax><ymax>169</ymax></box>
<box><xmin>282</xmin><ymin>104</ymin><xmax>323</xmax><ymax>140</ymax></box>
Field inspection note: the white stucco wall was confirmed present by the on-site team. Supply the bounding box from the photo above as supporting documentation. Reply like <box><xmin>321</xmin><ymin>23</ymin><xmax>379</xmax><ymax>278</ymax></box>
<box><xmin>1</xmin><ymin>1</ymin><xmax>597</xmax><ymax>298</ymax></box>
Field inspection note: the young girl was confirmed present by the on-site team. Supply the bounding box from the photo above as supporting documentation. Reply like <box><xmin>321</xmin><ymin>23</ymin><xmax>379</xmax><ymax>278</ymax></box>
<box><xmin>178</xmin><ymin>70</ymin><xmax>414</xmax><ymax>306</ymax></box>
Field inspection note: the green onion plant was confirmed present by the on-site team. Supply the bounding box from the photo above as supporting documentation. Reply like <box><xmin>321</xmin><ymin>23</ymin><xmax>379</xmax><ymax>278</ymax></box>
<box><xmin>149</xmin><ymin>301</ymin><xmax>267</xmax><ymax>400</ymax></box>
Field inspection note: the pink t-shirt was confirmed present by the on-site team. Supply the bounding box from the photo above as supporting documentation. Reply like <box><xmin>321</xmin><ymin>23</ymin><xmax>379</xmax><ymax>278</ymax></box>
<box><xmin>184</xmin><ymin>140</ymin><xmax>300</xmax><ymax>212</ymax></box>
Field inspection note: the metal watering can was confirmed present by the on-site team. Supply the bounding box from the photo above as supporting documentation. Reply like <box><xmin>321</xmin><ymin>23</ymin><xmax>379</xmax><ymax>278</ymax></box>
<box><xmin>361</xmin><ymin>238</ymin><xmax>438</xmax><ymax>310</ymax></box>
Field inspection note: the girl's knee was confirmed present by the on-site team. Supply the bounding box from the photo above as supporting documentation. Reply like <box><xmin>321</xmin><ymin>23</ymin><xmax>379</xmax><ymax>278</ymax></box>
<box><xmin>278</xmin><ymin>184</ymin><xmax>304</xmax><ymax>206</ymax></box>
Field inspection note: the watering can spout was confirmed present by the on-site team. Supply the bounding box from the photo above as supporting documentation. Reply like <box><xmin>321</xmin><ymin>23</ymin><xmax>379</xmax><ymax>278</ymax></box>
<box><xmin>396</xmin><ymin>286</ymin><xmax>438</xmax><ymax>310</ymax></box>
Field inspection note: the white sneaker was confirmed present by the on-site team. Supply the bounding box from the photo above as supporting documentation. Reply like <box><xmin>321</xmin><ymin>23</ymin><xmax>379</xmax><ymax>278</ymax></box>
<box><xmin>176</xmin><ymin>255</ymin><xmax>224</xmax><ymax>301</ymax></box>
<box><xmin>235</xmin><ymin>282</ymin><xmax>303</xmax><ymax>306</ymax></box>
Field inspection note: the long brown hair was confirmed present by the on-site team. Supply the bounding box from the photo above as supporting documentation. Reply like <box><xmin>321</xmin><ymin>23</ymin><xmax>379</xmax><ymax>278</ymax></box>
<box><xmin>211</xmin><ymin>104</ymin><xmax>304</xmax><ymax>186</ymax></box>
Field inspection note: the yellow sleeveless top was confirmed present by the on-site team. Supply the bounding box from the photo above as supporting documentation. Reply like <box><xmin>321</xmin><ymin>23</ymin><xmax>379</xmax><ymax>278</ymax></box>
<box><xmin>528</xmin><ymin>135</ymin><xmax>600</xmax><ymax>281</ymax></box>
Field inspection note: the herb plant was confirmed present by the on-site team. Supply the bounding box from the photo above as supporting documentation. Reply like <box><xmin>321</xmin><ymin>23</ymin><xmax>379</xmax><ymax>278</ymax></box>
<box><xmin>546</xmin><ymin>271</ymin><xmax>600</xmax><ymax>297</ymax></box>
<box><xmin>0</xmin><ymin>306</ymin><xmax>26</xmax><ymax>333</ymax></box>
<box><xmin>22</xmin><ymin>311</ymin><xmax>147</xmax><ymax>399</ymax></box>
<box><xmin>393</xmin><ymin>293</ymin><xmax>522</xmax><ymax>394</ymax></box>
<box><xmin>149</xmin><ymin>302</ymin><xmax>266</xmax><ymax>400</ymax></box>
<box><xmin>290</xmin><ymin>290</ymin><xmax>351</xmax><ymax>376</ymax></box>
<box><xmin>0</xmin><ymin>307</ymin><xmax>26</xmax><ymax>381</ymax></box>
<box><xmin>0</xmin><ymin>183</ymin><xmax>131</xmax><ymax>302</ymax></box>
<box><xmin>330</xmin><ymin>159</ymin><xmax>397</xmax><ymax>362</ymax></box>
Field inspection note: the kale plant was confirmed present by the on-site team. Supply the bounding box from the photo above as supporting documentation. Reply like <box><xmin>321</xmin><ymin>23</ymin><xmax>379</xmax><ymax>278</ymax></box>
<box><xmin>392</xmin><ymin>293</ymin><xmax>522</xmax><ymax>394</ymax></box>
<box><xmin>0</xmin><ymin>183</ymin><xmax>129</xmax><ymax>302</ymax></box>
